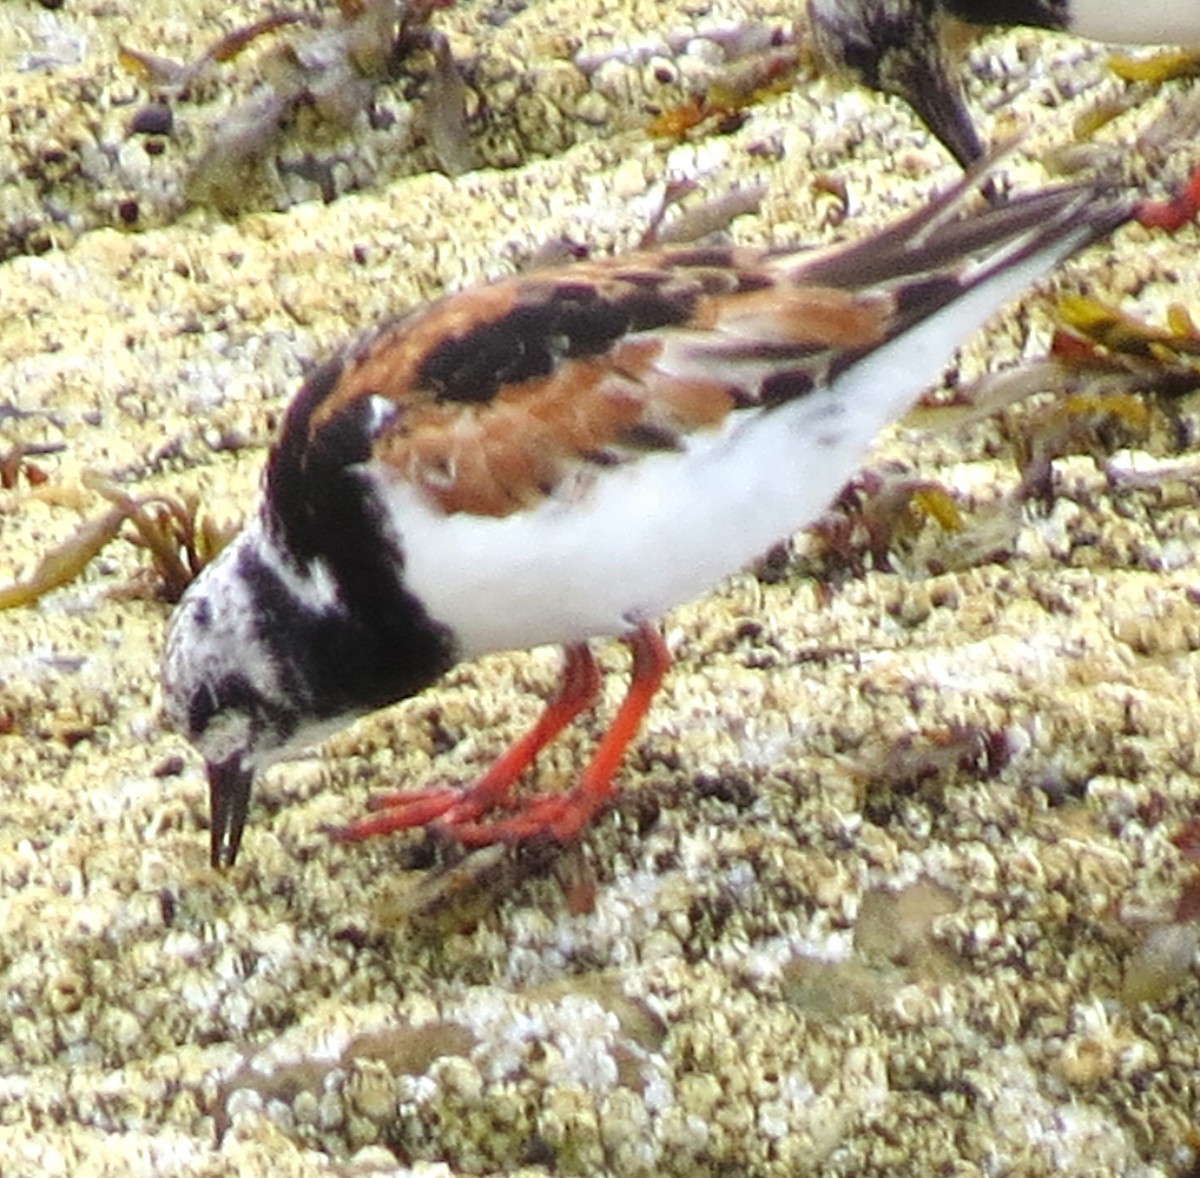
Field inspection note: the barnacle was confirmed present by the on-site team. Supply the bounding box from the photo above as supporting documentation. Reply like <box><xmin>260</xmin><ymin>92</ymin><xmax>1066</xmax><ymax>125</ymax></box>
<box><xmin>119</xmin><ymin>0</ymin><xmax>457</xmax><ymax>211</ymax></box>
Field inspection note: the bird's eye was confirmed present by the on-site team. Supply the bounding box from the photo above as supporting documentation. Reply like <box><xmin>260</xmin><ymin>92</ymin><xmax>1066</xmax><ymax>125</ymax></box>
<box><xmin>188</xmin><ymin>673</ymin><xmax>259</xmax><ymax>739</ymax></box>
<box><xmin>841</xmin><ymin>39</ymin><xmax>883</xmax><ymax>83</ymax></box>
<box><xmin>187</xmin><ymin>681</ymin><xmax>220</xmax><ymax>738</ymax></box>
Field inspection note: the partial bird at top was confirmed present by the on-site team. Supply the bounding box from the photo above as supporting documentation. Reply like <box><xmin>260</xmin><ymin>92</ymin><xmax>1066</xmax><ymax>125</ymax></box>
<box><xmin>808</xmin><ymin>0</ymin><xmax>1200</xmax><ymax>169</ymax></box>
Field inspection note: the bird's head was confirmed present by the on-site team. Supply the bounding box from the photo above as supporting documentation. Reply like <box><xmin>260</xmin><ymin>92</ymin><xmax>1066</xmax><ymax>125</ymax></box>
<box><xmin>161</xmin><ymin>527</ymin><xmax>300</xmax><ymax>868</ymax></box>
<box><xmin>808</xmin><ymin>0</ymin><xmax>985</xmax><ymax>169</ymax></box>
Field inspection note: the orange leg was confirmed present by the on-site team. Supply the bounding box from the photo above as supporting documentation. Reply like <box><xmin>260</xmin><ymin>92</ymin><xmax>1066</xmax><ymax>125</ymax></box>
<box><xmin>331</xmin><ymin>623</ymin><xmax>670</xmax><ymax>849</ymax></box>
<box><xmin>331</xmin><ymin>643</ymin><xmax>600</xmax><ymax>843</ymax></box>
<box><xmin>449</xmin><ymin>621</ymin><xmax>670</xmax><ymax>846</ymax></box>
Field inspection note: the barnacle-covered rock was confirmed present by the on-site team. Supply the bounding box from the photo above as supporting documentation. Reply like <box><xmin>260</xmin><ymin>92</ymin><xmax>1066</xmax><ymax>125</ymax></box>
<box><xmin>5</xmin><ymin>2</ymin><xmax>1200</xmax><ymax>1176</ymax></box>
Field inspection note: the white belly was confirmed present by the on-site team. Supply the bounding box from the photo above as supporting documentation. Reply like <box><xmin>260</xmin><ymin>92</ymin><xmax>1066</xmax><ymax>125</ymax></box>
<box><xmin>368</xmin><ymin>237</ymin><xmax>1072</xmax><ymax>658</ymax></box>
<box><xmin>1070</xmin><ymin>0</ymin><xmax>1200</xmax><ymax>45</ymax></box>
<box><xmin>371</xmin><ymin>393</ymin><xmax>853</xmax><ymax>658</ymax></box>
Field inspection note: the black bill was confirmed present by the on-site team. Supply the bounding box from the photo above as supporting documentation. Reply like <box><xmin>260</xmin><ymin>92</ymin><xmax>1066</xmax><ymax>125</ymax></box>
<box><xmin>208</xmin><ymin>758</ymin><xmax>253</xmax><ymax>868</ymax></box>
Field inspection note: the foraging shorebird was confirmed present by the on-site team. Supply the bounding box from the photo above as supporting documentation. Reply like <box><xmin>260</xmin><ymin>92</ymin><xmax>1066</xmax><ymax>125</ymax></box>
<box><xmin>162</xmin><ymin>162</ymin><xmax>1182</xmax><ymax>870</ymax></box>
<box><xmin>809</xmin><ymin>0</ymin><xmax>1200</xmax><ymax>167</ymax></box>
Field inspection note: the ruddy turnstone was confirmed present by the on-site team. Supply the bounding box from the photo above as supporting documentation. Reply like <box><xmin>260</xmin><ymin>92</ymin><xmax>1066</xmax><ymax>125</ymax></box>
<box><xmin>163</xmin><ymin>164</ymin><xmax>1158</xmax><ymax>869</ymax></box>
<box><xmin>809</xmin><ymin>0</ymin><xmax>1200</xmax><ymax>168</ymax></box>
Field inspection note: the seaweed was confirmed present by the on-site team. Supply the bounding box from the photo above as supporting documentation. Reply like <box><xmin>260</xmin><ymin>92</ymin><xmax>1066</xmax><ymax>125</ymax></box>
<box><xmin>0</xmin><ymin>475</ymin><xmax>236</xmax><ymax>609</ymax></box>
<box><xmin>647</xmin><ymin>44</ymin><xmax>797</xmax><ymax>142</ymax></box>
